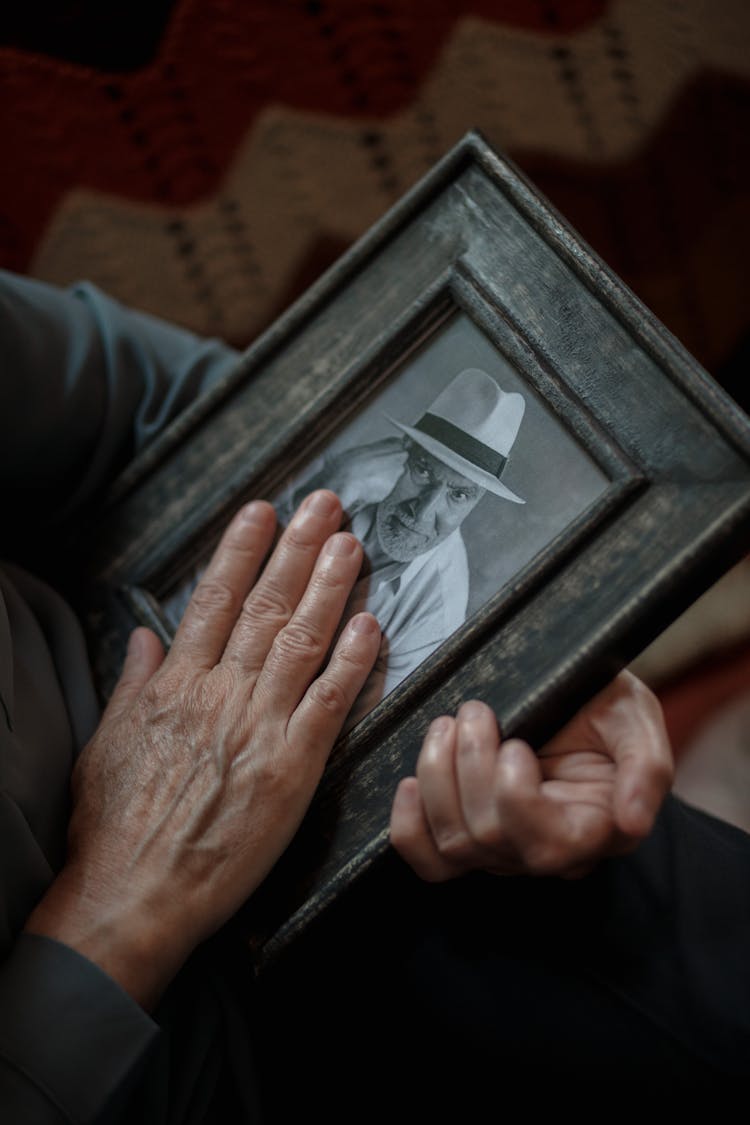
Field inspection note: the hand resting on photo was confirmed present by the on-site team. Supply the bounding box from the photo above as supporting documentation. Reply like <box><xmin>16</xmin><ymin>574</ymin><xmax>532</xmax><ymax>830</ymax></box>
<box><xmin>24</xmin><ymin>490</ymin><xmax>381</xmax><ymax>1010</ymax></box>
<box><xmin>24</xmin><ymin>488</ymin><xmax>672</xmax><ymax>1017</ymax></box>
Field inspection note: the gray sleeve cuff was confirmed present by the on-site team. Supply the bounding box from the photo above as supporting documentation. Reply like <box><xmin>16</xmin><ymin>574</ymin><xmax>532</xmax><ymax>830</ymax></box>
<box><xmin>0</xmin><ymin>933</ymin><xmax>159</xmax><ymax>1124</ymax></box>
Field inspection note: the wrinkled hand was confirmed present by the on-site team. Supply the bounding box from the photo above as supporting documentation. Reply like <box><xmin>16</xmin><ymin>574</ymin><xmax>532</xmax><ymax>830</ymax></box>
<box><xmin>26</xmin><ymin>492</ymin><xmax>380</xmax><ymax>1007</ymax></box>
<box><xmin>389</xmin><ymin>671</ymin><xmax>673</xmax><ymax>882</ymax></box>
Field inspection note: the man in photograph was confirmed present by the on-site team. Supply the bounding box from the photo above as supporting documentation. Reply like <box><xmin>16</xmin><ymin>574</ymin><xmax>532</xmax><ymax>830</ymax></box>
<box><xmin>282</xmin><ymin>367</ymin><xmax>527</xmax><ymax>722</ymax></box>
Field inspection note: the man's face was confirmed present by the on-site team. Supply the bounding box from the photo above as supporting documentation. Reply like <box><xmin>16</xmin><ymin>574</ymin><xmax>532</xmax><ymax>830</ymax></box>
<box><xmin>375</xmin><ymin>443</ymin><xmax>485</xmax><ymax>563</ymax></box>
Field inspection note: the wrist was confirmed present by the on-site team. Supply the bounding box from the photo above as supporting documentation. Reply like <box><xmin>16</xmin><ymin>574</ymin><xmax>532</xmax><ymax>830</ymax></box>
<box><xmin>24</xmin><ymin>865</ymin><xmax>192</xmax><ymax>1011</ymax></box>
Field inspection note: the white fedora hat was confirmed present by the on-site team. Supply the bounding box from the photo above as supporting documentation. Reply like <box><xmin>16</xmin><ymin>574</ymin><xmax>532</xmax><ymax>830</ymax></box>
<box><xmin>385</xmin><ymin>368</ymin><xmax>526</xmax><ymax>504</ymax></box>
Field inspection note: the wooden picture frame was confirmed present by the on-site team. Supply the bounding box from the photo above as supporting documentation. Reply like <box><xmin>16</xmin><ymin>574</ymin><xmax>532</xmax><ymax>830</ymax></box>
<box><xmin>80</xmin><ymin>130</ymin><xmax>750</xmax><ymax>968</ymax></box>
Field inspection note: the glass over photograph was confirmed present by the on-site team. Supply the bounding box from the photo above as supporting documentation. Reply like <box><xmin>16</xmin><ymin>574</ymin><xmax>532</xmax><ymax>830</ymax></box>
<box><xmin>163</xmin><ymin>312</ymin><xmax>609</xmax><ymax>729</ymax></box>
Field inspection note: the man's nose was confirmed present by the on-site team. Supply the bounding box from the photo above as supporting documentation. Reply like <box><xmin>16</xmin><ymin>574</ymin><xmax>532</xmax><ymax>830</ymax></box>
<box><xmin>411</xmin><ymin>483</ymin><xmax>445</xmax><ymax>528</ymax></box>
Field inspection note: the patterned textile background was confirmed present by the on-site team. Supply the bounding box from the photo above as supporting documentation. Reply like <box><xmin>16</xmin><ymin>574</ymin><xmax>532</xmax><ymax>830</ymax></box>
<box><xmin>2</xmin><ymin>0</ymin><xmax>749</xmax><ymax>401</ymax></box>
<box><xmin>2</xmin><ymin>0</ymin><xmax>750</xmax><ymax>815</ymax></box>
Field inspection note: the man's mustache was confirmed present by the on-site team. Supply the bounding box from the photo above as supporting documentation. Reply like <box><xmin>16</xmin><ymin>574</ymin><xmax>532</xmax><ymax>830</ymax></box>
<box><xmin>386</xmin><ymin>504</ymin><xmax>431</xmax><ymax>541</ymax></box>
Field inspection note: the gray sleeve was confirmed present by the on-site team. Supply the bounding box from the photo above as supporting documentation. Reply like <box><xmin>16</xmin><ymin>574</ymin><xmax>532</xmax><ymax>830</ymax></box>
<box><xmin>0</xmin><ymin>934</ymin><xmax>158</xmax><ymax>1124</ymax></box>
<box><xmin>0</xmin><ymin>274</ymin><xmax>240</xmax><ymax>1120</ymax></box>
<box><xmin>0</xmin><ymin>270</ymin><xmax>242</xmax><ymax>535</ymax></box>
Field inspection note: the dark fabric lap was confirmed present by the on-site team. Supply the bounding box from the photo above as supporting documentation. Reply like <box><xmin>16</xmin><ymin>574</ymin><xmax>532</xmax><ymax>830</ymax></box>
<box><xmin>120</xmin><ymin>794</ymin><xmax>749</xmax><ymax>1120</ymax></box>
<box><xmin>248</xmin><ymin>795</ymin><xmax>750</xmax><ymax>1116</ymax></box>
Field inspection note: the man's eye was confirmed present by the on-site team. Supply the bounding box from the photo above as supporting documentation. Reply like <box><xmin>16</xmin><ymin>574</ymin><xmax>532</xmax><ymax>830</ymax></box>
<box><xmin>411</xmin><ymin>461</ymin><xmax>431</xmax><ymax>480</ymax></box>
<box><xmin>450</xmin><ymin>489</ymin><xmax>471</xmax><ymax>503</ymax></box>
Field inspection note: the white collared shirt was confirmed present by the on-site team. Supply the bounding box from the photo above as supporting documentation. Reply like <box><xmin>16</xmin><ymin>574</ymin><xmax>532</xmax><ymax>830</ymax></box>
<box><xmin>343</xmin><ymin>504</ymin><xmax>470</xmax><ymax>728</ymax></box>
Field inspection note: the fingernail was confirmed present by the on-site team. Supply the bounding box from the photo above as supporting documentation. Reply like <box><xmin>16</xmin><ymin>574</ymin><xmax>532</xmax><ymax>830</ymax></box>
<box><xmin>348</xmin><ymin>613</ymin><xmax>379</xmax><ymax>636</ymax></box>
<box><xmin>325</xmin><ymin>533</ymin><xmax>357</xmax><ymax>557</ymax></box>
<box><xmin>240</xmin><ymin>501</ymin><xmax>270</xmax><ymax>526</ymax></box>
<box><xmin>304</xmin><ymin>490</ymin><xmax>339</xmax><ymax>517</ymax></box>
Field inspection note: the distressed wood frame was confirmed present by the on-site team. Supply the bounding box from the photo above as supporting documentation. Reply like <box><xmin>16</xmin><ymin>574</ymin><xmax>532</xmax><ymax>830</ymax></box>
<box><xmin>80</xmin><ymin>131</ymin><xmax>750</xmax><ymax>968</ymax></box>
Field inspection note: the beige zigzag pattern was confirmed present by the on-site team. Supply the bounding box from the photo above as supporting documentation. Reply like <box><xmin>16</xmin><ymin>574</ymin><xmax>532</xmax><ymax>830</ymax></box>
<box><xmin>30</xmin><ymin>1</ymin><xmax>750</xmax><ymax>344</ymax></box>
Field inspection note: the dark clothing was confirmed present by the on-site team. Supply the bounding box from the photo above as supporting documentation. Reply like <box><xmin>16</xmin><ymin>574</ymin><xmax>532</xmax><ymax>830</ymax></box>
<box><xmin>252</xmin><ymin>800</ymin><xmax>750</xmax><ymax>1117</ymax></box>
<box><xmin>0</xmin><ymin>271</ymin><xmax>250</xmax><ymax>1123</ymax></box>
<box><xmin>0</xmin><ymin>271</ymin><xmax>748</xmax><ymax>1123</ymax></box>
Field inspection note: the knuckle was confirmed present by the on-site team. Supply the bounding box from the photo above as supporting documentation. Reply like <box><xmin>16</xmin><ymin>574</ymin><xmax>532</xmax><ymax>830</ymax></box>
<box><xmin>622</xmin><ymin>670</ymin><xmax>662</xmax><ymax>718</ymax></box>
<box><xmin>389</xmin><ymin>819</ymin><xmax>416</xmax><ymax>854</ymax></box>
<box><xmin>274</xmin><ymin>620</ymin><xmax>325</xmax><ymax>663</ymax></box>
<box><xmin>137</xmin><ymin>678</ymin><xmax>164</xmax><ymax>713</ymax></box>
<box><xmin>402</xmin><ymin>854</ymin><xmax>451</xmax><ymax>883</ymax></box>
<box><xmin>283</xmin><ymin>522</ymin><xmax>319</xmax><ymax>551</ymax></box>
<box><xmin>456</xmin><ymin>734</ymin><xmax>482</xmax><ymax>760</ymax></box>
<box><xmin>190</xmin><ymin>578</ymin><xmax>238</xmax><ymax>618</ymax></box>
<box><xmin>630</xmin><ymin>674</ymin><xmax>657</xmax><ymax>709</ymax></box>
<box><xmin>652</xmin><ymin>755</ymin><xmax>675</xmax><ymax>789</ymax></box>
<box><xmin>472</xmin><ymin>818</ymin><xmax>503</xmax><ymax>850</ymax></box>
<box><xmin>386</xmin><ymin>823</ymin><xmax>422</xmax><ymax>855</ymax></box>
<box><xmin>205</xmin><ymin>665</ymin><xmax>241</xmax><ymax>708</ymax></box>
<box><xmin>243</xmin><ymin>582</ymin><xmax>293</xmax><ymax>626</ymax></box>
<box><xmin>247</xmin><ymin>752</ymin><xmax>289</xmax><ymax>797</ymax></box>
<box><xmin>311</xmin><ymin>563</ymin><xmax>349</xmax><ymax>593</ymax></box>
<box><xmin>225</xmin><ymin>526</ymin><xmax>262</xmax><ymax>559</ymax></box>
<box><xmin>524</xmin><ymin>842</ymin><xmax>563</xmax><ymax>876</ymax></box>
<box><xmin>435</xmin><ymin>829</ymin><xmax>473</xmax><ymax>864</ymax></box>
<box><xmin>307</xmin><ymin>676</ymin><xmax>349</xmax><ymax>716</ymax></box>
<box><xmin>332</xmin><ymin>638</ymin><xmax>372</xmax><ymax>675</ymax></box>
<box><xmin>135</xmin><ymin>673</ymin><xmax>178</xmax><ymax>721</ymax></box>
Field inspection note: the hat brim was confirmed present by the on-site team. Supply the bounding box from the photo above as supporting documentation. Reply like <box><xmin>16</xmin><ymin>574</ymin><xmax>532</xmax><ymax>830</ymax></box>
<box><xmin>385</xmin><ymin>416</ymin><xmax>525</xmax><ymax>504</ymax></box>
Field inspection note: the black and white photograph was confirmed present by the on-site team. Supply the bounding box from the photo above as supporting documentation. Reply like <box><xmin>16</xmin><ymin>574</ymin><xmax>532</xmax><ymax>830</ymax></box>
<box><xmin>163</xmin><ymin>312</ymin><xmax>608</xmax><ymax>727</ymax></box>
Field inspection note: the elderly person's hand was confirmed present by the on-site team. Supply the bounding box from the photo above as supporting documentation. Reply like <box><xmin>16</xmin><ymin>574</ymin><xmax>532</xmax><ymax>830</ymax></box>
<box><xmin>26</xmin><ymin>491</ymin><xmax>380</xmax><ymax>1009</ymax></box>
<box><xmin>389</xmin><ymin>671</ymin><xmax>673</xmax><ymax>881</ymax></box>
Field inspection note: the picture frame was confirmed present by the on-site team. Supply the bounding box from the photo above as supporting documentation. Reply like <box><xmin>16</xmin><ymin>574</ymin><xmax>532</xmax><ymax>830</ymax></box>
<box><xmin>79</xmin><ymin>130</ymin><xmax>750</xmax><ymax>968</ymax></box>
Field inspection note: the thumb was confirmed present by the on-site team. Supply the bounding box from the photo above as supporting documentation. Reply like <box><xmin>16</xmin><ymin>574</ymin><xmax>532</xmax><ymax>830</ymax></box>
<box><xmin>102</xmin><ymin>627</ymin><xmax>165</xmax><ymax>725</ymax></box>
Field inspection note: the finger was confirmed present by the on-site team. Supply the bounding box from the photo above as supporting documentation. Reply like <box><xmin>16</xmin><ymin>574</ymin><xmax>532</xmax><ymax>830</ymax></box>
<box><xmin>605</xmin><ymin>673</ymin><xmax>674</xmax><ymax>840</ymax></box>
<box><xmin>389</xmin><ymin>778</ymin><xmax>459</xmax><ymax>882</ymax></box>
<box><xmin>494</xmin><ymin>738</ymin><xmax>610</xmax><ymax>876</ymax></box>
<box><xmin>286</xmin><ymin>612</ymin><xmax>381</xmax><ymax>757</ymax></box>
<box><xmin>170</xmin><ymin>501</ymin><xmax>277</xmax><ymax>669</ymax></box>
<box><xmin>102</xmin><ymin>627</ymin><xmax>165</xmax><ymax>726</ymax></box>
<box><xmin>414</xmin><ymin>716</ymin><xmax>474</xmax><ymax>865</ymax></box>
<box><xmin>454</xmin><ymin>701</ymin><xmax>503</xmax><ymax>847</ymax></box>
<box><xmin>253</xmin><ymin>531</ymin><xmax>365</xmax><ymax>714</ymax></box>
<box><xmin>221</xmin><ymin>490</ymin><xmax>343</xmax><ymax>676</ymax></box>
